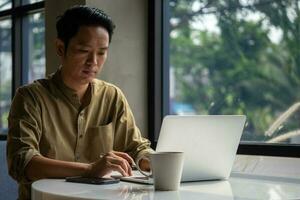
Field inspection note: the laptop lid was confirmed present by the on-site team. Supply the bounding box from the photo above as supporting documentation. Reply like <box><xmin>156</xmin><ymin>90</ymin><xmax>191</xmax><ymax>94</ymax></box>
<box><xmin>156</xmin><ymin>115</ymin><xmax>246</xmax><ymax>182</ymax></box>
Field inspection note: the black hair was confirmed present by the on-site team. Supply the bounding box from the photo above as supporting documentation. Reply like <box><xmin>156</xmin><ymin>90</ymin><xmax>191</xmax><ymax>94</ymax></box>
<box><xmin>56</xmin><ymin>5</ymin><xmax>115</xmax><ymax>49</ymax></box>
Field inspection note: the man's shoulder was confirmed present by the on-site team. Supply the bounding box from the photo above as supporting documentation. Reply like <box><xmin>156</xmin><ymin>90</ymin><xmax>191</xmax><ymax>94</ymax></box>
<box><xmin>92</xmin><ymin>79</ymin><xmax>128</xmax><ymax>107</ymax></box>
<box><xmin>16</xmin><ymin>78</ymin><xmax>51</xmax><ymax>96</ymax></box>
<box><xmin>92</xmin><ymin>79</ymin><xmax>123</xmax><ymax>95</ymax></box>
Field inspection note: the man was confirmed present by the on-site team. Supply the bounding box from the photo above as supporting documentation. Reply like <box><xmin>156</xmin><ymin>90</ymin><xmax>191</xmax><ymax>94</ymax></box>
<box><xmin>7</xmin><ymin>5</ymin><xmax>153</xmax><ymax>200</ymax></box>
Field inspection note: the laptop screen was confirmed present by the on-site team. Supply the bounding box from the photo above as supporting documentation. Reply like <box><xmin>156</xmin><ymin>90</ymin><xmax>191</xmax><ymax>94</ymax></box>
<box><xmin>156</xmin><ymin>115</ymin><xmax>246</xmax><ymax>181</ymax></box>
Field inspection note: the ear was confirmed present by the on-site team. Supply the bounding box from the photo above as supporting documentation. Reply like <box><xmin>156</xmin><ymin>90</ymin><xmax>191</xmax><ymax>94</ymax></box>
<box><xmin>55</xmin><ymin>38</ymin><xmax>65</xmax><ymax>57</ymax></box>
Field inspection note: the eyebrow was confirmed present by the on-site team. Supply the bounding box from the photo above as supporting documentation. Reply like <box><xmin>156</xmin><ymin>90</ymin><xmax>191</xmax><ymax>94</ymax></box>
<box><xmin>99</xmin><ymin>47</ymin><xmax>109</xmax><ymax>50</ymax></box>
<box><xmin>77</xmin><ymin>44</ymin><xmax>109</xmax><ymax>50</ymax></box>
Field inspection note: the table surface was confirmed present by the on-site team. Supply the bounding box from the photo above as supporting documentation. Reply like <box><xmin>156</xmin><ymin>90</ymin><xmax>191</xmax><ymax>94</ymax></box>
<box><xmin>32</xmin><ymin>172</ymin><xmax>300</xmax><ymax>200</ymax></box>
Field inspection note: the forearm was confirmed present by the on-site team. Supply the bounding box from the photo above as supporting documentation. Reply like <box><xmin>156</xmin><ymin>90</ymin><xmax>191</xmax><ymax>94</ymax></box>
<box><xmin>25</xmin><ymin>155</ymin><xmax>91</xmax><ymax>181</ymax></box>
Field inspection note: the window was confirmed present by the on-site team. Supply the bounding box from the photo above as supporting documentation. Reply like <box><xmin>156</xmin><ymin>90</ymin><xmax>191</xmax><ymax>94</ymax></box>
<box><xmin>0</xmin><ymin>18</ymin><xmax>11</xmax><ymax>135</ymax></box>
<box><xmin>0</xmin><ymin>0</ymin><xmax>44</xmax><ymax>138</ymax></box>
<box><xmin>148</xmin><ymin>0</ymin><xmax>300</xmax><ymax>157</ymax></box>
<box><xmin>23</xmin><ymin>12</ymin><xmax>45</xmax><ymax>83</ymax></box>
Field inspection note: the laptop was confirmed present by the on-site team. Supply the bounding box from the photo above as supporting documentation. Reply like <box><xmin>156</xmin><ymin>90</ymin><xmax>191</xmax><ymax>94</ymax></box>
<box><xmin>120</xmin><ymin>115</ymin><xmax>246</xmax><ymax>184</ymax></box>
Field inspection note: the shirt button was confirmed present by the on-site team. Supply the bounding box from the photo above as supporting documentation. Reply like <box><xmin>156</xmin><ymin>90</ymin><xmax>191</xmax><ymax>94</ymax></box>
<box><xmin>79</xmin><ymin>134</ymin><xmax>83</xmax><ymax>138</ymax></box>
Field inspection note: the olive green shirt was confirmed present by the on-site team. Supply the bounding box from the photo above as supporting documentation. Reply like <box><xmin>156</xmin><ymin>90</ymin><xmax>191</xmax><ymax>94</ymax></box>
<box><xmin>7</xmin><ymin>70</ymin><xmax>153</xmax><ymax>200</ymax></box>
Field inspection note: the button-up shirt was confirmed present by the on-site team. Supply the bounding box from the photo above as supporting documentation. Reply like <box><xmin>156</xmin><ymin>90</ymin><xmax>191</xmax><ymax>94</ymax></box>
<box><xmin>7</xmin><ymin>70</ymin><xmax>153</xmax><ymax>200</ymax></box>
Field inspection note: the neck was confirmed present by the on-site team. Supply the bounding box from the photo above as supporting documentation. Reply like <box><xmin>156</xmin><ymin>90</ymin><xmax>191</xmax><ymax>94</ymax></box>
<box><xmin>75</xmin><ymin>84</ymin><xmax>89</xmax><ymax>101</ymax></box>
<box><xmin>60</xmin><ymin>70</ymin><xmax>89</xmax><ymax>101</ymax></box>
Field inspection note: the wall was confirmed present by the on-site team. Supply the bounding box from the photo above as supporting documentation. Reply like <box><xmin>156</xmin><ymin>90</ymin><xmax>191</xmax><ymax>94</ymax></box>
<box><xmin>45</xmin><ymin>0</ymin><xmax>149</xmax><ymax>137</ymax></box>
<box><xmin>86</xmin><ymin>0</ymin><xmax>148</xmax><ymax>137</ymax></box>
<box><xmin>45</xmin><ymin>0</ymin><xmax>85</xmax><ymax>74</ymax></box>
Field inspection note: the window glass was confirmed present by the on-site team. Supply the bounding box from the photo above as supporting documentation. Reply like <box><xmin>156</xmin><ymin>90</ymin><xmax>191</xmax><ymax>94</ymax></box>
<box><xmin>169</xmin><ymin>0</ymin><xmax>300</xmax><ymax>144</ymax></box>
<box><xmin>0</xmin><ymin>0</ymin><xmax>11</xmax><ymax>11</ymax></box>
<box><xmin>0</xmin><ymin>18</ymin><xmax>11</xmax><ymax>134</ymax></box>
<box><xmin>23</xmin><ymin>12</ymin><xmax>45</xmax><ymax>83</ymax></box>
<box><xmin>22</xmin><ymin>0</ymin><xmax>43</xmax><ymax>5</ymax></box>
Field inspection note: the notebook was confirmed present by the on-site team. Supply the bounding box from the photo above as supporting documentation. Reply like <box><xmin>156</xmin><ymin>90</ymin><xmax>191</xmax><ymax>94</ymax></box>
<box><xmin>120</xmin><ymin>115</ymin><xmax>246</xmax><ymax>184</ymax></box>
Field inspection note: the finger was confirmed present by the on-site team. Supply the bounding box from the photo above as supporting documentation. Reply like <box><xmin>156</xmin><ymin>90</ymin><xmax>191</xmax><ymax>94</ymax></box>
<box><xmin>109</xmin><ymin>162</ymin><xmax>128</xmax><ymax>176</ymax></box>
<box><xmin>108</xmin><ymin>156</ymin><xmax>131</xmax><ymax>176</ymax></box>
<box><xmin>112</xmin><ymin>151</ymin><xmax>135</xmax><ymax>166</ymax></box>
<box><xmin>106</xmin><ymin>151</ymin><xmax>133</xmax><ymax>176</ymax></box>
<box><xmin>122</xmin><ymin>157</ymin><xmax>133</xmax><ymax>176</ymax></box>
<box><xmin>113</xmin><ymin>154</ymin><xmax>133</xmax><ymax>176</ymax></box>
<box><xmin>127</xmin><ymin>162</ymin><xmax>133</xmax><ymax>176</ymax></box>
<box><xmin>89</xmin><ymin>160</ymin><xmax>112</xmax><ymax>178</ymax></box>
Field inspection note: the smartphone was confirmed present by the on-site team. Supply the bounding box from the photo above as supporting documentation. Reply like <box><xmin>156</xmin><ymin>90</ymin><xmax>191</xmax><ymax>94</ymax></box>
<box><xmin>65</xmin><ymin>176</ymin><xmax>120</xmax><ymax>185</ymax></box>
<box><xmin>120</xmin><ymin>176</ymin><xmax>153</xmax><ymax>185</ymax></box>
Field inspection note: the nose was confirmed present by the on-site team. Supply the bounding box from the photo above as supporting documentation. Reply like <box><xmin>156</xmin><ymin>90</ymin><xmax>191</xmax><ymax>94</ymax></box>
<box><xmin>87</xmin><ymin>52</ymin><xmax>98</xmax><ymax>66</ymax></box>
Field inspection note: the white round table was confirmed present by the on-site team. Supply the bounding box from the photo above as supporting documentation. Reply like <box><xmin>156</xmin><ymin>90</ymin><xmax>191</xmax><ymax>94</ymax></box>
<box><xmin>32</xmin><ymin>173</ymin><xmax>300</xmax><ymax>200</ymax></box>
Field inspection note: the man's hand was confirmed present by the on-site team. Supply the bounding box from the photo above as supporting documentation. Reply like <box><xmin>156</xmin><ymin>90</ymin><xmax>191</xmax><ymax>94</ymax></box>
<box><xmin>138</xmin><ymin>158</ymin><xmax>151</xmax><ymax>172</ymax></box>
<box><xmin>87</xmin><ymin>151</ymin><xmax>134</xmax><ymax>177</ymax></box>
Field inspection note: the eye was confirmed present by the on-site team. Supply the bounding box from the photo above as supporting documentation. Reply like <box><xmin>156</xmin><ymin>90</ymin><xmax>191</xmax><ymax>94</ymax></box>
<box><xmin>98</xmin><ymin>51</ymin><xmax>106</xmax><ymax>55</ymax></box>
<box><xmin>79</xmin><ymin>49</ymin><xmax>89</xmax><ymax>53</ymax></box>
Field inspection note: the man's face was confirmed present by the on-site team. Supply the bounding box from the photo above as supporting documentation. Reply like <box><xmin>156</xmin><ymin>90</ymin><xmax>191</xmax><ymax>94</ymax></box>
<box><xmin>57</xmin><ymin>25</ymin><xmax>109</xmax><ymax>85</ymax></box>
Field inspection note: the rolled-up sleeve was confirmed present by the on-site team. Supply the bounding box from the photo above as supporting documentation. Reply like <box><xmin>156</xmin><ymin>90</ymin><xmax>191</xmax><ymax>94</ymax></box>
<box><xmin>113</xmin><ymin>88</ymin><xmax>154</xmax><ymax>162</ymax></box>
<box><xmin>6</xmin><ymin>87</ymin><xmax>42</xmax><ymax>183</ymax></box>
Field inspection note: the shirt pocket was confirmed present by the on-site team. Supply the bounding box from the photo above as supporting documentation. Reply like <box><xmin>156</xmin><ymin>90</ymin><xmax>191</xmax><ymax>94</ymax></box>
<box><xmin>83</xmin><ymin>122</ymin><xmax>114</xmax><ymax>161</ymax></box>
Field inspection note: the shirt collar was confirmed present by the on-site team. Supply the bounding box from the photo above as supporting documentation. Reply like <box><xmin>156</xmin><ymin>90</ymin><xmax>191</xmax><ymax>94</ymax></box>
<box><xmin>51</xmin><ymin>68</ymin><xmax>93</xmax><ymax>110</ymax></box>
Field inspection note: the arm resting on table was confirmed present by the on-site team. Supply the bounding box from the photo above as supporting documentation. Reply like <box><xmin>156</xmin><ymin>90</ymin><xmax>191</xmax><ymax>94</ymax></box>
<box><xmin>25</xmin><ymin>155</ymin><xmax>91</xmax><ymax>181</ymax></box>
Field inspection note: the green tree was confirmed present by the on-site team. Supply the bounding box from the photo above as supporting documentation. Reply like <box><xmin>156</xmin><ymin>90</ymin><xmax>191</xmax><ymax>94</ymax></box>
<box><xmin>169</xmin><ymin>0</ymin><xmax>300</xmax><ymax>142</ymax></box>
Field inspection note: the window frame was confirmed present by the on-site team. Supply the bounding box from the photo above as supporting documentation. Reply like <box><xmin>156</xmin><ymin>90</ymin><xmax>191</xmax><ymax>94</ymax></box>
<box><xmin>147</xmin><ymin>0</ymin><xmax>300</xmax><ymax>158</ymax></box>
<box><xmin>0</xmin><ymin>0</ymin><xmax>44</xmax><ymax>139</ymax></box>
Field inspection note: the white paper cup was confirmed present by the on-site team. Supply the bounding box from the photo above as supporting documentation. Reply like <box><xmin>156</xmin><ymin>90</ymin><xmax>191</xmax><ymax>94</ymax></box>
<box><xmin>137</xmin><ymin>152</ymin><xmax>184</xmax><ymax>191</ymax></box>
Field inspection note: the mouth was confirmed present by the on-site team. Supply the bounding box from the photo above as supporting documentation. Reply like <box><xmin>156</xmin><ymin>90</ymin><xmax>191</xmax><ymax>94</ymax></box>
<box><xmin>82</xmin><ymin>70</ymin><xmax>96</xmax><ymax>76</ymax></box>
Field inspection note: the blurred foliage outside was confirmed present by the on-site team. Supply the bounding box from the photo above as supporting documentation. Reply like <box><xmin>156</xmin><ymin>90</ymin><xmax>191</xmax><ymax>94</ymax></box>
<box><xmin>169</xmin><ymin>0</ymin><xmax>300</xmax><ymax>143</ymax></box>
<box><xmin>0</xmin><ymin>11</ymin><xmax>44</xmax><ymax>134</ymax></box>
